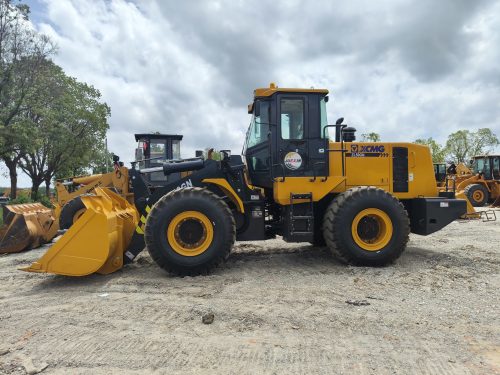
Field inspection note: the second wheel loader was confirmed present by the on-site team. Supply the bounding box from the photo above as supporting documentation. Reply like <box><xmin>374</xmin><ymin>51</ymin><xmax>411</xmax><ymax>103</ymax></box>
<box><xmin>0</xmin><ymin>133</ymin><xmax>183</xmax><ymax>253</ymax></box>
<box><xmin>23</xmin><ymin>84</ymin><xmax>467</xmax><ymax>277</ymax></box>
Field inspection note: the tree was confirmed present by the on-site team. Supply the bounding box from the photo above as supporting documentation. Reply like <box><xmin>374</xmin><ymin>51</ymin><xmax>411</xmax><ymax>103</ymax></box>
<box><xmin>18</xmin><ymin>61</ymin><xmax>110</xmax><ymax>199</ymax></box>
<box><xmin>414</xmin><ymin>137</ymin><xmax>447</xmax><ymax>163</ymax></box>
<box><xmin>360</xmin><ymin>132</ymin><xmax>381</xmax><ymax>142</ymax></box>
<box><xmin>0</xmin><ymin>0</ymin><xmax>55</xmax><ymax>198</ymax></box>
<box><xmin>445</xmin><ymin>128</ymin><xmax>499</xmax><ymax>164</ymax></box>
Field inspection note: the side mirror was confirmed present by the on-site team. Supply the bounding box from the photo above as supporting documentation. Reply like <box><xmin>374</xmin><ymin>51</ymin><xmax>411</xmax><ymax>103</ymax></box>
<box><xmin>254</xmin><ymin>101</ymin><xmax>261</xmax><ymax>117</ymax></box>
<box><xmin>112</xmin><ymin>154</ymin><xmax>120</xmax><ymax>162</ymax></box>
<box><xmin>324</xmin><ymin>96</ymin><xmax>329</xmax><ymax>103</ymax></box>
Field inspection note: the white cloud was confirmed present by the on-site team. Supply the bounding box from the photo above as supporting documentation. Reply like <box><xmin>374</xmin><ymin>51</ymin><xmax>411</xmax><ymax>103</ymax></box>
<box><xmin>3</xmin><ymin>0</ymin><xmax>499</xmax><ymax>187</ymax></box>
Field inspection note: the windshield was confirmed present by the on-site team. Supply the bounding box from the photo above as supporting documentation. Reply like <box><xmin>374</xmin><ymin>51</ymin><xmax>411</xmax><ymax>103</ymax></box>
<box><xmin>474</xmin><ymin>158</ymin><xmax>490</xmax><ymax>175</ymax></box>
<box><xmin>245</xmin><ymin>100</ymin><xmax>270</xmax><ymax>150</ymax></box>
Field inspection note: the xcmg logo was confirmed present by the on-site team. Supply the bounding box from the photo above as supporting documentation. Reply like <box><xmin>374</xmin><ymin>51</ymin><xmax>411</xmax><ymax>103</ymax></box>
<box><xmin>351</xmin><ymin>144</ymin><xmax>385</xmax><ymax>153</ymax></box>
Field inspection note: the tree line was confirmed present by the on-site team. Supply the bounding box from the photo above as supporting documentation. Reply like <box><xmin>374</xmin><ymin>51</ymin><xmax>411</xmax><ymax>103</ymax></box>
<box><xmin>362</xmin><ymin>129</ymin><xmax>498</xmax><ymax>164</ymax></box>
<box><xmin>0</xmin><ymin>1</ymin><xmax>110</xmax><ymax>200</ymax></box>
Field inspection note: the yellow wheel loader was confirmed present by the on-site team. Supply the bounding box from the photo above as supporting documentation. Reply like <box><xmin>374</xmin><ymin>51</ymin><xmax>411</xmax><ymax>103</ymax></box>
<box><xmin>0</xmin><ymin>133</ymin><xmax>183</xmax><ymax>254</ymax></box>
<box><xmin>458</xmin><ymin>155</ymin><xmax>500</xmax><ymax>207</ymax></box>
<box><xmin>22</xmin><ymin>84</ymin><xmax>467</xmax><ymax>277</ymax></box>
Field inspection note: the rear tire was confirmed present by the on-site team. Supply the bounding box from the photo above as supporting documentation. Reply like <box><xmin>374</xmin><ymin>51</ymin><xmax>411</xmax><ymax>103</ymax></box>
<box><xmin>59</xmin><ymin>197</ymin><xmax>86</xmax><ymax>230</ymax></box>
<box><xmin>322</xmin><ymin>187</ymin><xmax>409</xmax><ymax>266</ymax></box>
<box><xmin>145</xmin><ymin>187</ymin><xmax>235</xmax><ymax>276</ymax></box>
<box><xmin>464</xmin><ymin>184</ymin><xmax>489</xmax><ymax>207</ymax></box>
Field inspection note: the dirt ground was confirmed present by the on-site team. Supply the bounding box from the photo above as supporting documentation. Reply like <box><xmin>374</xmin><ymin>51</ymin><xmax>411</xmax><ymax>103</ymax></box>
<box><xmin>0</xmin><ymin>210</ymin><xmax>499</xmax><ymax>375</ymax></box>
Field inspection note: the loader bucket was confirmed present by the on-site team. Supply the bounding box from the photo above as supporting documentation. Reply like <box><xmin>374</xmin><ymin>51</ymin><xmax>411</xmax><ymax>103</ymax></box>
<box><xmin>0</xmin><ymin>203</ymin><xmax>57</xmax><ymax>254</ymax></box>
<box><xmin>21</xmin><ymin>188</ymin><xmax>139</xmax><ymax>276</ymax></box>
<box><xmin>492</xmin><ymin>195</ymin><xmax>500</xmax><ymax>208</ymax></box>
<box><xmin>455</xmin><ymin>191</ymin><xmax>481</xmax><ymax>219</ymax></box>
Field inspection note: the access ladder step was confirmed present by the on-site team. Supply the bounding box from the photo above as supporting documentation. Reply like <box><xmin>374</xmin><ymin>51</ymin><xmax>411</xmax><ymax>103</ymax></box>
<box><xmin>292</xmin><ymin>215</ymin><xmax>314</xmax><ymax>220</ymax></box>
<box><xmin>291</xmin><ymin>193</ymin><xmax>313</xmax><ymax>200</ymax></box>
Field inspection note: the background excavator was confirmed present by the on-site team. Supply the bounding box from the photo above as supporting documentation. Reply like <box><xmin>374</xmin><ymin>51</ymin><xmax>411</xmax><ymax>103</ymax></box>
<box><xmin>21</xmin><ymin>84</ymin><xmax>467</xmax><ymax>277</ymax></box>
<box><xmin>0</xmin><ymin>133</ymin><xmax>183</xmax><ymax>254</ymax></box>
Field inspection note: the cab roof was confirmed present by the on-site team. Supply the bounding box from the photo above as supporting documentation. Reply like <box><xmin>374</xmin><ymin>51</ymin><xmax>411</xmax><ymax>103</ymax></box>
<box><xmin>253</xmin><ymin>82</ymin><xmax>329</xmax><ymax>98</ymax></box>
<box><xmin>134</xmin><ymin>133</ymin><xmax>183</xmax><ymax>141</ymax></box>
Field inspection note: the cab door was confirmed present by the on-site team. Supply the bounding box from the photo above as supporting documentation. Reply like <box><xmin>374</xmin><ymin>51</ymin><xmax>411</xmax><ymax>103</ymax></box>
<box><xmin>492</xmin><ymin>156</ymin><xmax>500</xmax><ymax>180</ymax></box>
<box><xmin>244</xmin><ymin>100</ymin><xmax>274</xmax><ymax>188</ymax></box>
<box><xmin>276</xmin><ymin>95</ymin><xmax>310</xmax><ymax>177</ymax></box>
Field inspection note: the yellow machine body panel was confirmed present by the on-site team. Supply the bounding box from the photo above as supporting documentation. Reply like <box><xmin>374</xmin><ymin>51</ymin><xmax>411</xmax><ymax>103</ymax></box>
<box><xmin>341</xmin><ymin>142</ymin><xmax>438</xmax><ymax>199</ymax></box>
<box><xmin>21</xmin><ymin>188</ymin><xmax>138</xmax><ymax>276</ymax></box>
<box><xmin>273</xmin><ymin>141</ymin><xmax>439</xmax><ymax>205</ymax></box>
<box><xmin>273</xmin><ymin>176</ymin><xmax>345</xmax><ymax>205</ymax></box>
<box><xmin>55</xmin><ymin>166</ymin><xmax>131</xmax><ymax>206</ymax></box>
<box><xmin>202</xmin><ymin>178</ymin><xmax>245</xmax><ymax>213</ymax></box>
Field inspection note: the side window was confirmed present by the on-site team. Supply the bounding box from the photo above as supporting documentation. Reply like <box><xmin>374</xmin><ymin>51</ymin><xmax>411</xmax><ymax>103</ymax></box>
<box><xmin>150</xmin><ymin>140</ymin><xmax>166</xmax><ymax>163</ymax></box>
<box><xmin>493</xmin><ymin>157</ymin><xmax>500</xmax><ymax>178</ymax></box>
<box><xmin>247</xmin><ymin>101</ymin><xmax>270</xmax><ymax>148</ymax></box>
<box><xmin>483</xmin><ymin>158</ymin><xmax>491</xmax><ymax>177</ymax></box>
<box><xmin>475</xmin><ymin>158</ymin><xmax>484</xmax><ymax>174</ymax></box>
<box><xmin>149</xmin><ymin>140</ymin><xmax>167</xmax><ymax>182</ymax></box>
<box><xmin>281</xmin><ymin>98</ymin><xmax>304</xmax><ymax>140</ymax></box>
<box><xmin>320</xmin><ymin>97</ymin><xmax>329</xmax><ymax>138</ymax></box>
<box><xmin>172</xmin><ymin>140</ymin><xmax>181</xmax><ymax>159</ymax></box>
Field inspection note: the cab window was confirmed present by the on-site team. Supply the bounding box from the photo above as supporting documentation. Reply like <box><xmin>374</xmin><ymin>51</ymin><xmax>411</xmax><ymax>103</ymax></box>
<box><xmin>493</xmin><ymin>157</ymin><xmax>500</xmax><ymax>179</ymax></box>
<box><xmin>172</xmin><ymin>140</ymin><xmax>181</xmax><ymax>159</ymax></box>
<box><xmin>280</xmin><ymin>98</ymin><xmax>304</xmax><ymax>140</ymax></box>
<box><xmin>247</xmin><ymin>101</ymin><xmax>270</xmax><ymax>148</ymax></box>
<box><xmin>150</xmin><ymin>140</ymin><xmax>166</xmax><ymax>162</ymax></box>
<box><xmin>320</xmin><ymin>97</ymin><xmax>329</xmax><ymax>138</ymax></box>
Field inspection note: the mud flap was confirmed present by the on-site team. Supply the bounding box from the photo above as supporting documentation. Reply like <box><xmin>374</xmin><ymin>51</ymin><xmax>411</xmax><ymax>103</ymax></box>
<box><xmin>21</xmin><ymin>188</ymin><xmax>138</xmax><ymax>276</ymax></box>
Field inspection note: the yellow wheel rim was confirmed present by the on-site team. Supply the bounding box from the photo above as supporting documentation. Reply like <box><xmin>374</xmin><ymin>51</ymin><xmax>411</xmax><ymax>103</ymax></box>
<box><xmin>472</xmin><ymin>190</ymin><xmax>484</xmax><ymax>203</ymax></box>
<box><xmin>73</xmin><ymin>208</ymin><xmax>86</xmax><ymax>224</ymax></box>
<box><xmin>167</xmin><ymin>211</ymin><xmax>214</xmax><ymax>256</ymax></box>
<box><xmin>351</xmin><ymin>208</ymin><xmax>393</xmax><ymax>251</ymax></box>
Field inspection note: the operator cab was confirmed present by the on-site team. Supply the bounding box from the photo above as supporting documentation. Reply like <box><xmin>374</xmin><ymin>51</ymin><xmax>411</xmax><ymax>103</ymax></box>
<box><xmin>243</xmin><ymin>83</ymin><xmax>349</xmax><ymax>189</ymax></box>
<box><xmin>134</xmin><ymin>133</ymin><xmax>183</xmax><ymax>186</ymax></box>
<box><xmin>472</xmin><ymin>155</ymin><xmax>500</xmax><ymax>181</ymax></box>
<box><xmin>433</xmin><ymin>163</ymin><xmax>447</xmax><ymax>183</ymax></box>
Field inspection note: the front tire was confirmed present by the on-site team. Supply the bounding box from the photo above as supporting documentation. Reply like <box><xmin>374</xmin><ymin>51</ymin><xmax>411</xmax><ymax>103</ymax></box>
<box><xmin>145</xmin><ymin>187</ymin><xmax>235</xmax><ymax>276</ymax></box>
<box><xmin>322</xmin><ymin>187</ymin><xmax>409</xmax><ymax>266</ymax></box>
<box><xmin>59</xmin><ymin>197</ymin><xmax>86</xmax><ymax>230</ymax></box>
<box><xmin>464</xmin><ymin>184</ymin><xmax>489</xmax><ymax>207</ymax></box>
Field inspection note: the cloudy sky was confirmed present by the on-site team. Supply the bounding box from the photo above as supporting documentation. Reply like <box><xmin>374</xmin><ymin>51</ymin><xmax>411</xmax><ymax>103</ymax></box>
<box><xmin>3</xmin><ymin>0</ymin><xmax>500</xmax><ymax>186</ymax></box>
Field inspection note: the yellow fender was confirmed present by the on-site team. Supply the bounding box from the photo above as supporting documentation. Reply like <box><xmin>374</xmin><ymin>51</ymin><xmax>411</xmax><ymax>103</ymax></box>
<box><xmin>21</xmin><ymin>188</ymin><xmax>138</xmax><ymax>276</ymax></box>
<box><xmin>202</xmin><ymin>178</ymin><xmax>245</xmax><ymax>213</ymax></box>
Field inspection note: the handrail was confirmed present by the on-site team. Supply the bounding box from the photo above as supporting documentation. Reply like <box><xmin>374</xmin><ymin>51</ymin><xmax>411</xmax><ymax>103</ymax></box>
<box><xmin>310</xmin><ymin>161</ymin><xmax>326</xmax><ymax>182</ymax></box>
<box><xmin>272</xmin><ymin>163</ymin><xmax>286</xmax><ymax>182</ymax></box>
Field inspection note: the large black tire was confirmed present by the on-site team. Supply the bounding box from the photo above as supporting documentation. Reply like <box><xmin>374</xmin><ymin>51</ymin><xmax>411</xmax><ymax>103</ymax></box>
<box><xmin>145</xmin><ymin>187</ymin><xmax>236</xmax><ymax>276</ymax></box>
<box><xmin>310</xmin><ymin>202</ymin><xmax>327</xmax><ymax>247</ymax></box>
<box><xmin>59</xmin><ymin>197</ymin><xmax>86</xmax><ymax>230</ymax></box>
<box><xmin>464</xmin><ymin>184</ymin><xmax>489</xmax><ymax>207</ymax></box>
<box><xmin>322</xmin><ymin>187</ymin><xmax>410</xmax><ymax>266</ymax></box>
